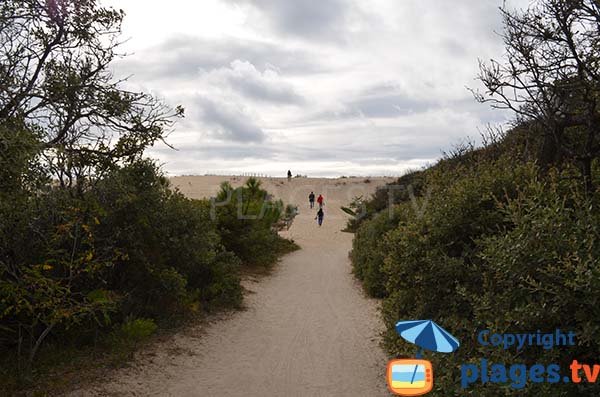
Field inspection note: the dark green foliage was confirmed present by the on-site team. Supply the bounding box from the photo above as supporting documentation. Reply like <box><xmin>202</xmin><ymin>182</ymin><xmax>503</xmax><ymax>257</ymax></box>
<box><xmin>345</xmin><ymin>169</ymin><xmax>426</xmax><ymax>232</ymax></box>
<box><xmin>0</xmin><ymin>160</ymin><xmax>247</xmax><ymax>376</ymax></box>
<box><xmin>351</xmin><ymin>146</ymin><xmax>600</xmax><ymax>395</ymax></box>
<box><xmin>112</xmin><ymin>318</ymin><xmax>158</xmax><ymax>349</ymax></box>
<box><xmin>351</xmin><ymin>206</ymin><xmax>403</xmax><ymax>298</ymax></box>
<box><xmin>0</xmin><ymin>0</ymin><xmax>183</xmax><ymax>175</ymax></box>
<box><xmin>89</xmin><ymin>160</ymin><xmax>243</xmax><ymax>317</ymax></box>
<box><xmin>341</xmin><ymin>206</ymin><xmax>357</xmax><ymax>217</ymax></box>
<box><xmin>473</xmin><ymin>169</ymin><xmax>600</xmax><ymax>356</ymax></box>
<box><xmin>348</xmin><ymin>1</ymin><xmax>600</xmax><ymax>389</ymax></box>
<box><xmin>214</xmin><ymin>178</ymin><xmax>299</xmax><ymax>267</ymax></box>
<box><xmin>475</xmin><ymin>0</ymin><xmax>600</xmax><ymax>191</ymax></box>
<box><xmin>0</xmin><ymin>121</ymin><xmax>48</xmax><ymax>195</ymax></box>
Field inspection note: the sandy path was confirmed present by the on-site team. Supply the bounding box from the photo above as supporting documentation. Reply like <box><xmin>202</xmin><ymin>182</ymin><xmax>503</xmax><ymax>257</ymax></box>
<box><xmin>71</xmin><ymin>177</ymin><xmax>392</xmax><ymax>397</ymax></box>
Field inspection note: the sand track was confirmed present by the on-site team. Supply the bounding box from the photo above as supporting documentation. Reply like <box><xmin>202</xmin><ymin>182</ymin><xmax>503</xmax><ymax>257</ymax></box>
<box><xmin>71</xmin><ymin>177</ymin><xmax>392</xmax><ymax>397</ymax></box>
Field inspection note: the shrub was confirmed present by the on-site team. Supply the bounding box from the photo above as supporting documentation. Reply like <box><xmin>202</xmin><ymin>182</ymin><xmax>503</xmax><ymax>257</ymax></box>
<box><xmin>346</xmin><ymin>169</ymin><xmax>426</xmax><ymax>232</ymax></box>
<box><xmin>87</xmin><ymin>160</ymin><xmax>246</xmax><ymax>318</ymax></box>
<box><xmin>201</xmin><ymin>251</ymin><xmax>243</xmax><ymax>309</ymax></box>
<box><xmin>351</xmin><ymin>206</ymin><xmax>404</xmax><ymax>298</ymax></box>
<box><xmin>0</xmin><ymin>184</ymin><xmax>120</xmax><ymax>370</ymax></box>
<box><xmin>352</xmin><ymin>150</ymin><xmax>600</xmax><ymax>395</ymax></box>
<box><xmin>0</xmin><ymin>160</ymin><xmax>246</xmax><ymax>376</ymax></box>
<box><xmin>472</xmin><ymin>168</ymin><xmax>600</xmax><ymax>359</ymax></box>
<box><xmin>214</xmin><ymin>178</ymin><xmax>298</xmax><ymax>267</ymax></box>
<box><xmin>113</xmin><ymin>318</ymin><xmax>158</xmax><ymax>348</ymax></box>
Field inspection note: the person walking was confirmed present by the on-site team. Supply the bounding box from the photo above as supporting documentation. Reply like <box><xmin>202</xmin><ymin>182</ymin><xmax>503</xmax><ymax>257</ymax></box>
<box><xmin>315</xmin><ymin>208</ymin><xmax>324</xmax><ymax>227</ymax></box>
<box><xmin>287</xmin><ymin>170</ymin><xmax>292</xmax><ymax>181</ymax></box>
<box><xmin>317</xmin><ymin>194</ymin><xmax>324</xmax><ymax>208</ymax></box>
<box><xmin>308</xmin><ymin>191</ymin><xmax>315</xmax><ymax>208</ymax></box>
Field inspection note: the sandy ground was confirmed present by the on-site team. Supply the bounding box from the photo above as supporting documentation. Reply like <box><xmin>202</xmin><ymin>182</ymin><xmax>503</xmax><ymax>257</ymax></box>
<box><xmin>70</xmin><ymin>176</ymin><xmax>394</xmax><ymax>397</ymax></box>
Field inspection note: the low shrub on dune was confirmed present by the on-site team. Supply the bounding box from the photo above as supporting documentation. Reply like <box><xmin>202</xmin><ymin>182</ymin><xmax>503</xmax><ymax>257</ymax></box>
<box><xmin>351</xmin><ymin>144</ymin><xmax>600</xmax><ymax>395</ymax></box>
<box><xmin>213</xmin><ymin>178</ymin><xmax>299</xmax><ymax>268</ymax></box>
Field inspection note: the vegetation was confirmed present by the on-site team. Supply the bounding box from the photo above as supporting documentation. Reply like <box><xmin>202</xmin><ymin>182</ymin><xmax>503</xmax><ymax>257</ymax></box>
<box><xmin>350</xmin><ymin>1</ymin><xmax>600</xmax><ymax>395</ymax></box>
<box><xmin>474</xmin><ymin>0</ymin><xmax>600</xmax><ymax>191</ymax></box>
<box><xmin>0</xmin><ymin>1</ymin><xmax>296</xmax><ymax>394</ymax></box>
<box><xmin>213</xmin><ymin>178</ymin><xmax>299</xmax><ymax>267</ymax></box>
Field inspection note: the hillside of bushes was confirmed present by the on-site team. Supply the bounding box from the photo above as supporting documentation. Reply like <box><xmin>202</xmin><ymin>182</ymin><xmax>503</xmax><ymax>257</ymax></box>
<box><xmin>350</xmin><ymin>1</ymin><xmax>600</xmax><ymax>394</ymax></box>
<box><xmin>351</xmin><ymin>123</ymin><xmax>600</xmax><ymax>396</ymax></box>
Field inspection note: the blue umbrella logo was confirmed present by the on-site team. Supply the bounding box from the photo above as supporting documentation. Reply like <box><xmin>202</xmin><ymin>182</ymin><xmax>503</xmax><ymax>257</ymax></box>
<box><xmin>394</xmin><ymin>320</ymin><xmax>460</xmax><ymax>387</ymax></box>
<box><xmin>396</xmin><ymin>320</ymin><xmax>460</xmax><ymax>356</ymax></box>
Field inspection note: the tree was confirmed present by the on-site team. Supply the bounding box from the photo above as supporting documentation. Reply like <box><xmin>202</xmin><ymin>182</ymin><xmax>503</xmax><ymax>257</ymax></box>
<box><xmin>0</xmin><ymin>0</ymin><xmax>183</xmax><ymax>375</ymax></box>
<box><xmin>0</xmin><ymin>0</ymin><xmax>183</xmax><ymax>187</ymax></box>
<box><xmin>474</xmin><ymin>0</ymin><xmax>600</xmax><ymax>191</ymax></box>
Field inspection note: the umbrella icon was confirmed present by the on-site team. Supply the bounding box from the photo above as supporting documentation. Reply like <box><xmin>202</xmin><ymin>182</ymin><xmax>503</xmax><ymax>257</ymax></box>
<box><xmin>395</xmin><ymin>320</ymin><xmax>459</xmax><ymax>386</ymax></box>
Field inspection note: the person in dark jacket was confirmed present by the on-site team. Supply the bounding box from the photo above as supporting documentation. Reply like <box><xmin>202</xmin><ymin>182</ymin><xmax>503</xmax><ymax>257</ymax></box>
<box><xmin>287</xmin><ymin>170</ymin><xmax>292</xmax><ymax>181</ymax></box>
<box><xmin>309</xmin><ymin>192</ymin><xmax>315</xmax><ymax>208</ymax></box>
<box><xmin>315</xmin><ymin>208</ymin><xmax>324</xmax><ymax>226</ymax></box>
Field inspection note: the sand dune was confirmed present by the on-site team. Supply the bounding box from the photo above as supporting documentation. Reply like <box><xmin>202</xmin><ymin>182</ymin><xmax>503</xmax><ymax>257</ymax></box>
<box><xmin>71</xmin><ymin>176</ymin><xmax>394</xmax><ymax>397</ymax></box>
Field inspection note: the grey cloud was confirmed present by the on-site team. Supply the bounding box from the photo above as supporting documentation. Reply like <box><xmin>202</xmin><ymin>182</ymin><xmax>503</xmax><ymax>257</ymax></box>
<box><xmin>360</xmin><ymin>81</ymin><xmax>403</xmax><ymax>96</ymax></box>
<box><xmin>193</xmin><ymin>96</ymin><xmax>267</xmax><ymax>143</ymax></box>
<box><xmin>309</xmin><ymin>81</ymin><xmax>509</xmax><ymax>124</ymax></box>
<box><xmin>202</xmin><ymin>60</ymin><xmax>304</xmax><ymax>104</ymax></box>
<box><xmin>153</xmin><ymin>142</ymin><xmax>276</xmax><ymax>161</ymax></box>
<box><xmin>348</xmin><ymin>94</ymin><xmax>436</xmax><ymax>118</ymax></box>
<box><xmin>284</xmin><ymin>143</ymin><xmax>441</xmax><ymax>163</ymax></box>
<box><xmin>311</xmin><ymin>84</ymin><xmax>439</xmax><ymax>120</ymax></box>
<box><xmin>114</xmin><ymin>35</ymin><xmax>324</xmax><ymax>83</ymax></box>
<box><xmin>230</xmin><ymin>72</ymin><xmax>303</xmax><ymax>104</ymax></box>
<box><xmin>112</xmin><ymin>0</ymin><xmax>526</xmax><ymax>176</ymax></box>
<box><xmin>441</xmin><ymin>38</ymin><xmax>468</xmax><ymax>57</ymax></box>
<box><xmin>226</xmin><ymin>0</ymin><xmax>354</xmax><ymax>41</ymax></box>
<box><xmin>452</xmin><ymin>97</ymin><xmax>510</xmax><ymax>124</ymax></box>
<box><xmin>157</xmin><ymin>126</ymin><xmax>444</xmax><ymax>165</ymax></box>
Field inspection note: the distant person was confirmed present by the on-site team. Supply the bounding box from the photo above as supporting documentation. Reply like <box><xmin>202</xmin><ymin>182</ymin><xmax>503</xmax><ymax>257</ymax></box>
<box><xmin>317</xmin><ymin>194</ymin><xmax>324</xmax><ymax>208</ymax></box>
<box><xmin>315</xmin><ymin>208</ymin><xmax>324</xmax><ymax>227</ymax></box>
<box><xmin>287</xmin><ymin>170</ymin><xmax>292</xmax><ymax>181</ymax></box>
<box><xmin>308</xmin><ymin>192</ymin><xmax>315</xmax><ymax>208</ymax></box>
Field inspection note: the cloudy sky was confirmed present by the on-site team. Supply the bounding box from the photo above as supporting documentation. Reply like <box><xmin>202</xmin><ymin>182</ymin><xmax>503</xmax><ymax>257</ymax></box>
<box><xmin>103</xmin><ymin>0</ymin><xmax>529</xmax><ymax>177</ymax></box>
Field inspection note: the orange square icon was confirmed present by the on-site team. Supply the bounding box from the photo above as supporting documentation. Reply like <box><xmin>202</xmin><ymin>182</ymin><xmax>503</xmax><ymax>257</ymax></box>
<box><xmin>386</xmin><ymin>359</ymin><xmax>433</xmax><ymax>396</ymax></box>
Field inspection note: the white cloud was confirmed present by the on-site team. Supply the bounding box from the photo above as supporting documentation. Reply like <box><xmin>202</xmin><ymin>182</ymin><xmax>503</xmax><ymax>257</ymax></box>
<box><xmin>199</xmin><ymin>60</ymin><xmax>304</xmax><ymax>104</ymax></box>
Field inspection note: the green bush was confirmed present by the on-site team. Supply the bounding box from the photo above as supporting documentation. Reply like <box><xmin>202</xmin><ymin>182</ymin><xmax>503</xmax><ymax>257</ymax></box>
<box><xmin>0</xmin><ymin>122</ymin><xmax>48</xmax><ymax>196</ymax></box>
<box><xmin>472</xmin><ymin>168</ymin><xmax>600</xmax><ymax>356</ymax></box>
<box><xmin>352</xmin><ymin>149</ymin><xmax>600</xmax><ymax>395</ymax></box>
<box><xmin>381</xmin><ymin>159</ymin><xmax>531</xmax><ymax>334</ymax></box>
<box><xmin>0</xmin><ymin>160</ymin><xmax>248</xmax><ymax>376</ymax></box>
<box><xmin>0</xmin><ymin>1</ymin><xmax>291</xmax><ymax>388</ymax></box>
<box><xmin>351</xmin><ymin>206</ymin><xmax>404</xmax><ymax>298</ymax></box>
<box><xmin>88</xmin><ymin>161</ymin><xmax>241</xmax><ymax>317</ymax></box>
<box><xmin>113</xmin><ymin>318</ymin><xmax>158</xmax><ymax>348</ymax></box>
<box><xmin>214</xmin><ymin>178</ymin><xmax>299</xmax><ymax>267</ymax></box>
<box><xmin>0</xmin><ymin>186</ymin><xmax>118</xmax><ymax>372</ymax></box>
<box><xmin>346</xmin><ymin>169</ymin><xmax>426</xmax><ymax>232</ymax></box>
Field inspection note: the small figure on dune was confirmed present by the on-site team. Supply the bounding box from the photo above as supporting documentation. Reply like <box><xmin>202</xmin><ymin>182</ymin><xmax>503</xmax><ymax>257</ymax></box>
<box><xmin>308</xmin><ymin>191</ymin><xmax>315</xmax><ymax>208</ymax></box>
<box><xmin>287</xmin><ymin>170</ymin><xmax>292</xmax><ymax>181</ymax></box>
<box><xmin>317</xmin><ymin>194</ymin><xmax>324</xmax><ymax>208</ymax></box>
<box><xmin>315</xmin><ymin>208</ymin><xmax>324</xmax><ymax>227</ymax></box>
